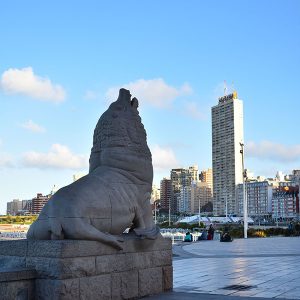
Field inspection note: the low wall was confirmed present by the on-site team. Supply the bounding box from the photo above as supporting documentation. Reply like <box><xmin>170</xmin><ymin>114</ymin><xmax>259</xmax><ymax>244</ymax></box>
<box><xmin>0</xmin><ymin>234</ymin><xmax>172</xmax><ymax>299</ymax></box>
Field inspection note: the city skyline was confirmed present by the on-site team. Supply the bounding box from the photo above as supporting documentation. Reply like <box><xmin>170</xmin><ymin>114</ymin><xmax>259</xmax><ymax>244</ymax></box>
<box><xmin>1</xmin><ymin>1</ymin><xmax>300</xmax><ymax>214</ymax></box>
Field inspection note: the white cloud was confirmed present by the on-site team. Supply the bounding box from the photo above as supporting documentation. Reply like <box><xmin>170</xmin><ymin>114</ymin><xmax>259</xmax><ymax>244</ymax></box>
<box><xmin>184</xmin><ymin>102</ymin><xmax>206</xmax><ymax>120</ymax></box>
<box><xmin>1</xmin><ymin>67</ymin><xmax>66</xmax><ymax>102</ymax></box>
<box><xmin>0</xmin><ymin>154</ymin><xmax>14</xmax><ymax>168</ymax></box>
<box><xmin>21</xmin><ymin>120</ymin><xmax>45</xmax><ymax>133</ymax></box>
<box><xmin>106</xmin><ymin>78</ymin><xmax>192</xmax><ymax>108</ymax></box>
<box><xmin>151</xmin><ymin>145</ymin><xmax>179</xmax><ymax>173</ymax></box>
<box><xmin>21</xmin><ymin>144</ymin><xmax>88</xmax><ymax>170</ymax></box>
<box><xmin>246</xmin><ymin>140</ymin><xmax>300</xmax><ymax>162</ymax></box>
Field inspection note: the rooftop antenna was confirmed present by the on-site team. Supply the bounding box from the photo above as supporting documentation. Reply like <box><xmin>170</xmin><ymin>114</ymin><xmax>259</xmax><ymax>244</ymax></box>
<box><xmin>224</xmin><ymin>80</ymin><xmax>228</xmax><ymax>96</ymax></box>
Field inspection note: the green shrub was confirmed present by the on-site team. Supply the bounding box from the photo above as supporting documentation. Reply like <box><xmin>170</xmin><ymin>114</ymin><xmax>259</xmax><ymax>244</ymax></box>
<box><xmin>228</xmin><ymin>226</ymin><xmax>244</xmax><ymax>238</ymax></box>
<box><xmin>176</xmin><ymin>222</ymin><xmax>191</xmax><ymax>229</ymax></box>
<box><xmin>160</xmin><ymin>221</ymin><xmax>175</xmax><ymax>228</ymax></box>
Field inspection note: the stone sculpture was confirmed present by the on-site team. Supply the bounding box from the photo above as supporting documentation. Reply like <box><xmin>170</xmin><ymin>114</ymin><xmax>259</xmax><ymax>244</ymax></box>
<box><xmin>27</xmin><ymin>88</ymin><xmax>159</xmax><ymax>250</ymax></box>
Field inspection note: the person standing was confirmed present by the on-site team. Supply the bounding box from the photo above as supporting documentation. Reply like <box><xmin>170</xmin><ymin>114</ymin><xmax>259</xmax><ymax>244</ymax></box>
<box><xmin>208</xmin><ymin>224</ymin><xmax>215</xmax><ymax>240</ymax></box>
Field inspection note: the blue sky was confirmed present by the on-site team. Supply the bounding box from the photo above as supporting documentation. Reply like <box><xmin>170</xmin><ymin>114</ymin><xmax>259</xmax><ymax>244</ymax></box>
<box><xmin>0</xmin><ymin>0</ymin><xmax>300</xmax><ymax>214</ymax></box>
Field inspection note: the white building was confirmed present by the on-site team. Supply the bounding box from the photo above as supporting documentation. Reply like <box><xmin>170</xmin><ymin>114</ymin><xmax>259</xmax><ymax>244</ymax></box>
<box><xmin>179</xmin><ymin>186</ymin><xmax>191</xmax><ymax>213</ymax></box>
<box><xmin>212</xmin><ymin>91</ymin><xmax>244</xmax><ymax>216</ymax></box>
<box><xmin>275</xmin><ymin>171</ymin><xmax>285</xmax><ymax>182</ymax></box>
<box><xmin>7</xmin><ymin>199</ymin><xmax>22</xmax><ymax>215</ymax></box>
<box><xmin>151</xmin><ymin>184</ymin><xmax>160</xmax><ymax>204</ymax></box>
<box><xmin>236</xmin><ymin>180</ymin><xmax>274</xmax><ymax>218</ymax></box>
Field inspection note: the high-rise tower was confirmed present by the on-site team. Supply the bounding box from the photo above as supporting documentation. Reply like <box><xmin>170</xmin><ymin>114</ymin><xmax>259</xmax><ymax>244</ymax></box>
<box><xmin>160</xmin><ymin>178</ymin><xmax>172</xmax><ymax>212</ymax></box>
<box><xmin>211</xmin><ymin>91</ymin><xmax>244</xmax><ymax>216</ymax></box>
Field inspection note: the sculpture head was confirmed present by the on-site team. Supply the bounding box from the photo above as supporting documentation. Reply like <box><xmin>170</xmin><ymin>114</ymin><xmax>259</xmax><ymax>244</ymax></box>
<box><xmin>89</xmin><ymin>89</ymin><xmax>153</xmax><ymax>183</ymax></box>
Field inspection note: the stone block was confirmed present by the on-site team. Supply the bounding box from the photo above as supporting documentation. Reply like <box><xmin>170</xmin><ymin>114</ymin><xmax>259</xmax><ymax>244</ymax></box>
<box><xmin>151</xmin><ymin>250</ymin><xmax>172</xmax><ymax>267</ymax></box>
<box><xmin>96</xmin><ymin>253</ymin><xmax>133</xmax><ymax>274</ymax></box>
<box><xmin>0</xmin><ymin>255</ymin><xmax>26</xmax><ymax>269</ymax></box>
<box><xmin>26</xmin><ymin>256</ymin><xmax>96</xmax><ymax>279</ymax></box>
<box><xmin>95</xmin><ymin>250</ymin><xmax>170</xmax><ymax>275</ymax></box>
<box><xmin>27</xmin><ymin>239</ymin><xmax>118</xmax><ymax>258</ymax></box>
<box><xmin>0</xmin><ymin>268</ymin><xmax>36</xmax><ymax>282</ymax></box>
<box><xmin>35</xmin><ymin>278</ymin><xmax>79</xmax><ymax>300</ymax></box>
<box><xmin>79</xmin><ymin>274</ymin><xmax>111</xmax><ymax>300</ymax></box>
<box><xmin>162</xmin><ymin>266</ymin><xmax>173</xmax><ymax>291</ymax></box>
<box><xmin>0</xmin><ymin>279</ymin><xmax>35</xmax><ymax>300</ymax></box>
<box><xmin>132</xmin><ymin>252</ymin><xmax>152</xmax><ymax>269</ymax></box>
<box><xmin>96</xmin><ymin>251</ymin><xmax>157</xmax><ymax>274</ymax></box>
<box><xmin>1</xmin><ymin>235</ymin><xmax>172</xmax><ymax>258</ymax></box>
<box><xmin>112</xmin><ymin>271</ymin><xmax>138</xmax><ymax>299</ymax></box>
<box><xmin>0</xmin><ymin>240</ymin><xmax>28</xmax><ymax>256</ymax></box>
<box><xmin>0</xmin><ymin>237</ymin><xmax>172</xmax><ymax>299</ymax></box>
<box><xmin>120</xmin><ymin>235</ymin><xmax>172</xmax><ymax>254</ymax></box>
<box><xmin>139</xmin><ymin>267</ymin><xmax>163</xmax><ymax>297</ymax></box>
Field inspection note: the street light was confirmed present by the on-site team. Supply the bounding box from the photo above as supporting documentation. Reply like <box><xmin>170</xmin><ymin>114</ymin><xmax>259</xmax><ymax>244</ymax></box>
<box><xmin>240</xmin><ymin>142</ymin><xmax>248</xmax><ymax>239</ymax></box>
<box><xmin>168</xmin><ymin>197</ymin><xmax>171</xmax><ymax>227</ymax></box>
<box><xmin>225</xmin><ymin>191</ymin><xmax>228</xmax><ymax>219</ymax></box>
<box><xmin>198</xmin><ymin>193</ymin><xmax>201</xmax><ymax>227</ymax></box>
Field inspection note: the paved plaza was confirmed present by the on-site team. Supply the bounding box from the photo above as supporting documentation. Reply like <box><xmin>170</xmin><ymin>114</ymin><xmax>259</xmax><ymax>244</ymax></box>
<box><xmin>148</xmin><ymin>236</ymin><xmax>300</xmax><ymax>300</ymax></box>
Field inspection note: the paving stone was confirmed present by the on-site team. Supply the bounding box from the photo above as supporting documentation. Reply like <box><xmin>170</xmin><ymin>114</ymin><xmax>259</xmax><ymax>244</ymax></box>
<box><xmin>172</xmin><ymin>237</ymin><xmax>300</xmax><ymax>300</ymax></box>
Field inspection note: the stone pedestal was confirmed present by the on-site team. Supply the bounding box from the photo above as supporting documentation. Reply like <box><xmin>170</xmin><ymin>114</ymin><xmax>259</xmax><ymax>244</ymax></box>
<box><xmin>0</xmin><ymin>235</ymin><xmax>172</xmax><ymax>299</ymax></box>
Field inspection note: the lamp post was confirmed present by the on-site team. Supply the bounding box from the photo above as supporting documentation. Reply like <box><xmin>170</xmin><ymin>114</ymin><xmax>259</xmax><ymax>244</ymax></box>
<box><xmin>297</xmin><ymin>189</ymin><xmax>300</xmax><ymax>222</ymax></box>
<box><xmin>168</xmin><ymin>198</ymin><xmax>171</xmax><ymax>227</ymax></box>
<box><xmin>275</xmin><ymin>192</ymin><xmax>279</xmax><ymax>227</ymax></box>
<box><xmin>198</xmin><ymin>194</ymin><xmax>201</xmax><ymax>227</ymax></box>
<box><xmin>240</xmin><ymin>142</ymin><xmax>248</xmax><ymax>239</ymax></box>
<box><xmin>225</xmin><ymin>192</ymin><xmax>228</xmax><ymax>219</ymax></box>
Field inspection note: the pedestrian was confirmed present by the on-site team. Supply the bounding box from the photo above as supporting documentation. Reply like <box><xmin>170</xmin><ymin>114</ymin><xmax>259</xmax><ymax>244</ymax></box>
<box><xmin>198</xmin><ymin>228</ymin><xmax>208</xmax><ymax>240</ymax></box>
<box><xmin>220</xmin><ymin>226</ymin><xmax>233</xmax><ymax>242</ymax></box>
<box><xmin>184</xmin><ymin>231</ymin><xmax>193</xmax><ymax>242</ymax></box>
<box><xmin>208</xmin><ymin>224</ymin><xmax>215</xmax><ymax>240</ymax></box>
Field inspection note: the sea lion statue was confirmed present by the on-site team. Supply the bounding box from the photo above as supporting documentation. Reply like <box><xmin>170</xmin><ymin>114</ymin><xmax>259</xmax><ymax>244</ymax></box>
<box><xmin>27</xmin><ymin>88</ymin><xmax>159</xmax><ymax>249</ymax></box>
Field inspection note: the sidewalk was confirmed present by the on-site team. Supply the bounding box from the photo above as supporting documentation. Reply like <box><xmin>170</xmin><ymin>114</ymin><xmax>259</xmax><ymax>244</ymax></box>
<box><xmin>147</xmin><ymin>291</ymin><xmax>294</xmax><ymax>300</ymax></box>
<box><xmin>147</xmin><ymin>237</ymin><xmax>300</xmax><ymax>300</ymax></box>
